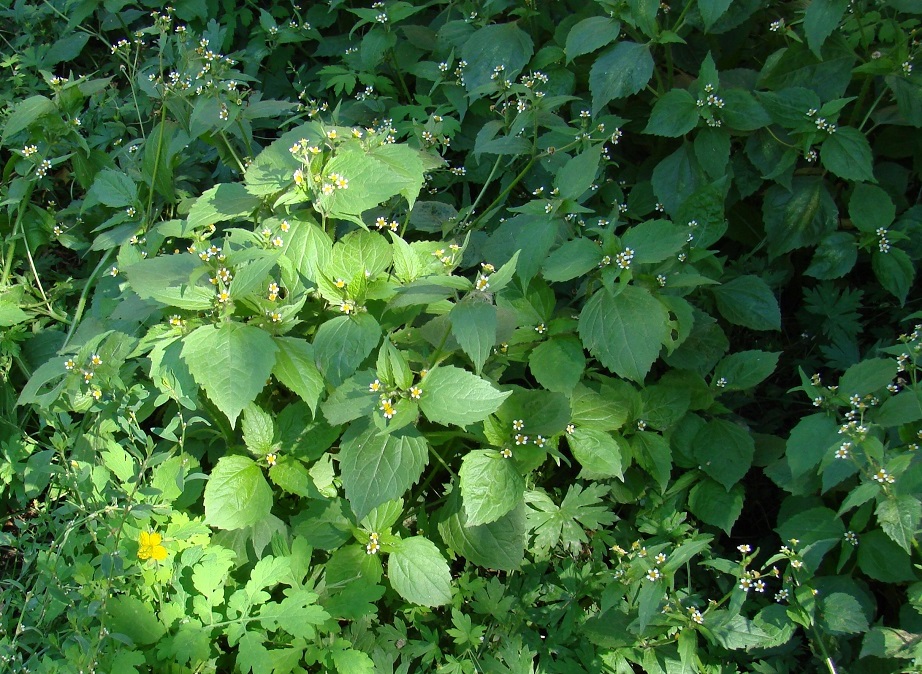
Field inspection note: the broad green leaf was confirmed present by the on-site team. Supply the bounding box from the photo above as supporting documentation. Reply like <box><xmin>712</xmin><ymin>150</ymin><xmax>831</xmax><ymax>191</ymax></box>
<box><xmin>320</xmin><ymin>371</ymin><xmax>378</xmax><ymax>426</ymax></box>
<box><xmin>0</xmin><ymin>301</ymin><xmax>29</xmax><ymax>327</ymax></box>
<box><xmin>860</xmin><ymin>626</ymin><xmax>922</xmax><ymax>659</ymax></box>
<box><xmin>632</xmin><ymin>432</ymin><xmax>673</xmax><ymax>491</ymax></box>
<box><xmin>872</xmin><ymin>248</ymin><xmax>915</xmax><ymax>305</ymax></box>
<box><xmin>86</xmin><ymin>169</ymin><xmax>137</xmax><ymax>208</ymax></box>
<box><xmin>569</xmin><ymin>384</ymin><xmax>630</xmax><ymax>431</ymax></box>
<box><xmin>819</xmin><ymin>592</ymin><xmax>869</xmax><ymax>635</ymax></box>
<box><xmin>460</xmin><ymin>450</ymin><xmax>524</xmax><ymax>526</ymax></box>
<box><xmin>125</xmin><ymin>254</ymin><xmax>214</xmax><ymax>310</ymax></box>
<box><xmin>804</xmin><ymin>0</ymin><xmax>849</xmax><ymax>58</ymax></box>
<box><xmin>367</xmin><ymin>144</ymin><xmax>428</xmax><ymax>209</ymax></box>
<box><xmin>857</xmin><ymin>529</ymin><xmax>915</xmax><ymax>582</ymax></box>
<box><xmin>578</xmin><ymin>284</ymin><xmax>670</xmax><ymax>382</ymax></box>
<box><xmin>330</xmin><ymin>648</ymin><xmax>375</xmax><ymax>674</ymax></box>
<box><xmin>688</xmin><ymin>478</ymin><xmax>744</xmax><ymax>535</ymax></box>
<box><xmin>712</xmin><ymin>275</ymin><xmax>781</xmax><ymax>331</ymax></box>
<box><xmin>339</xmin><ymin>421</ymin><xmax>429</xmax><ymax>521</ymax></box>
<box><xmin>651</xmin><ymin>143</ymin><xmax>703</xmax><ymax>213</ymax></box>
<box><xmin>821</xmin><ymin>127</ymin><xmax>875</xmax><ymax>182</ymax></box>
<box><xmin>839</xmin><ymin>358</ymin><xmax>897</xmax><ymax>397</ymax></box>
<box><xmin>887</xmin><ymin>75</ymin><xmax>922</xmax><ymax>127</ymax></box>
<box><xmin>786</xmin><ymin>413</ymin><xmax>840</xmax><ymax>479</ymax></box>
<box><xmin>182</xmin><ymin>323</ymin><xmax>278</xmax><ymax>427</ymax></box>
<box><xmin>313</xmin><ymin>313</ymin><xmax>381</xmax><ymax>387</ymax></box>
<box><xmin>320</xmin><ymin>149</ymin><xmax>418</xmax><ymax>224</ymax></box>
<box><xmin>762</xmin><ymin>177</ymin><xmax>838</xmax><ymax>258</ymax></box>
<box><xmin>272</xmin><ymin>337</ymin><xmax>325</xmax><ymax>415</ymax></box>
<box><xmin>555</xmin><ymin>144</ymin><xmax>603</xmax><ymax>200</ymax></box>
<box><xmin>713</xmin><ymin>350</ymin><xmax>780</xmax><ymax>391</ymax></box>
<box><xmin>542</xmin><ymin>237</ymin><xmax>602</xmax><ymax>282</ymax></box>
<box><xmin>258</xmin><ymin>589</ymin><xmax>330</xmax><ymax>639</ymax></box>
<box><xmin>242</xmin><ymin>404</ymin><xmax>274</xmax><ymax>456</ymax></box>
<box><xmin>639</xmin><ymin>384</ymin><xmax>690</xmax><ymax>431</ymax></box>
<box><xmin>756</xmin><ymin>87</ymin><xmax>822</xmax><ymax>128</ymax></box>
<box><xmin>692</xmin><ymin>419</ymin><xmax>754</xmax><ymax>489</ymax></box>
<box><xmin>329</xmin><ymin>229</ymin><xmax>392</xmax><ymax>280</ymax></box>
<box><xmin>644</xmin><ymin>89</ymin><xmax>699</xmax><ymax>137</ymax></box>
<box><xmin>528</xmin><ymin>337</ymin><xmax>586</xmax><ymax>393</ymax></box>
<box><xmin>388</xmin><ymin>536</ymin><xmax>452</xmax><ymax>607</ymax></box>
<box><xmin>876</xmin><ymin>387</ymin><xmax>922</xmax><ymax>426</ymax></box>
<box><xmin>720</xmin><ymin>90</ymin><xmax>771</xmax><ymax>130</ymax></box>
<box><xmin>622</xmin><ymin>219</ymin><xmax>689</xmax><ymax>264</ymax></box>
<box><xmin>805</xmin><ymin>232</ymin><xmax>857</xmax><ymax>279</ymax></box>
<box><xmin>849</xmin><ymin>183</ymin><xmax>895</xmax><ymax>233</ymax></box>
<box><xmin>2</xmin><ymin>95</ymin><xmax>55</xmax><ymax>141</ymax></box>
<box><xmin>708</xmin><ymin>614</ymin><xmax>773</xmax><ymax>650</ymax></box>
<box><xmin>438</xmin><ymin>491</ymin><xmax>525</xmax><ymax>570</ymax></box>
<box><xmin>450</xmin><ymin>300</ymin><xmax>497</xmax><ymax>374</ymax></box>
<box><xmin>496</xmin><ymin>389</ymin><xmax>571</xmax><ymax>437</ymax></box>
<box><xmin>876</xmin><ymin>496</ymin><xmax>921</xmax><ymax>554</ymax></box>
<box><xmin>461</xmin><ymin>23</ymin><xmax>534</xmax><ymax>97</ymax></box>
<box><xmin>105</xmin><ymin>596</ymin><xmax>166</xmax><ymax>646</ymax></box>
<box><xmin>419</xmin><ymin>365</ymin><xmax>510</xmax><ymax>428</ymax></box>
<box><xmin>565</xmin><ymin>16</ymin><xmax>620</xmax><ymax>62</ymax></box>
<box><xmin>204</xmin><ymin>455</ymin><xmax>273</xmax><ymax>530</ymax></box>
<box><xmin>282</xmin><ymin>219</ymin><xmax>332</xmax><ymax>284</ymax></box>
<box><xmin>777</xmin><ymin>507</ymin><xmax>844</xmax><ymax>571</ymax></box>
<box><xmin>698</xmin><ymin>0</ymin><xmax>733</xmax><ymax>31</ymax></box>
<box><xmin>694</xmin><ymin>127</ymin><xmax>731</xmax><ymax>179</ymax></box>
<box><xmin>590</xmin><ymin>42</ymin><xmax>654</xmax><ymax>115</ymax></box>
<box><xmin>568</xmin><ymin>428</ymin><xmax>624</xmax><ymax>479</ymax></box>
<box><xmin>187</xmin><ymin>183</ymin><xmax>260</xmax><ymax>229</ymax></box>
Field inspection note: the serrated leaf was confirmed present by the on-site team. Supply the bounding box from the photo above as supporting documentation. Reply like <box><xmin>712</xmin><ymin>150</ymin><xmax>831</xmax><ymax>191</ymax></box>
<box><xmin>388</xmin><ymin>536</ymin><xmax>452</xmax><ymax>607</ymax></box>
<box><xmin>204</xmin><ymin>455</ymin><xmax>273</xmax><ymax>529</ymax></box>
<box><xmin>242</xmin><ymin>403</ymin><xmax>274</xmax><ymax>456</ymax></box>
<box><xmin>339</xmin><ymin>421</ymin><xmax>429</xmax><ymax>521</ymax></box>
<box><xmin>839</xmin><ymin>358</ymin><xmax>897</xmax><ymax>397</ymax></box>
<box><xmin>419</xmin><ymin>365</ymin><xmax>510</xmax><ymax>428</ymax></box>
<box><xmin>872</xmin><ymin>248</ymin><xmax>915</xmax><ymax>305</ymax></box>
<box><xmin>622</xmin><ymin>219</ymin><xmax>689</xmax><ymax>263</ymax></box>
<box><xmin>568</xmin><ymin>428</ymin><xmax>624</xmax><ymax>479</ymax></box>
<box><xmin>821</xmin><ymin>127</ymin><xmax>875</xmax><ymax>182</ymax></box>
<box><xmin>460</xmin><ymin>450</ymin><xmax>524</xmax><ymax>526</ymax></box>
<box><xmin>713</xmin><ymin>350</ymin><xmax>780</xmax><ymax>391</ymax></box>
<box><xmin>272</xmin><ymin>337</ymin><xmax>325</xmax><ymax>416</ymax></box>
<box><xmin>712</xmin><ymin>275</ymin><xmax>781</xmax><ymax>331</ymax></box>
<box><xmin>187</xmin><ymin>183</ymin><xmax>260</xmax><ymax>229</ymax></box>
<box><xmin>125</xmin><ymin>254</ymin><xmax>214</xmax><ymax>310</ymax></box>
<box><xmin>450</xmin><ymin>301</ymin><xmax>497</xmax><ymax>374</ymax></box>
<box><xmin>804</xmin><ymin>0</ymin><xmax>849</xmax><ymax>58</ymax></box>
<box><xmin>762</xmin><ymin>177</ymin><xmax>839</xmax><ymax>258</ymax></box>
<box><xmin>555</xmin><ymin>144</ymin><xmax>603</xmax><ymax>200</ymax></box>
<box><xmin>849</xmin><ymin>183</ymin><xmax>895</xmax><ymax>232</ymax></box>
<box><xmin>313</xmin><ymin>313</ymin><xmax>381</xmax><ymax>387</ymax></box>
<box><xmin>528</xmin><ymin>337</ymin><xmax>586</xmax><ymax>393</ymax></box>
<box><xmin>590</xmin><ymin>42</ymin><xmax>654</xmax><ymax>115</ymax></box>
<box><xmin>876</xmin><ymin>387</ymin><xmax>922</xmax><ymax>426</ymax></box>
<box><xmin>542</xmin><ymin>237</ymin><xmax>602</xmax><ymax>282</ymax></box>
<box><xmin>2</xmin><ymin>95</ymin><xmax>55</xmax><ymax>141</ymax></box>
<box><xmin>87</xmin><ymin>169</ymin><xmax>137</xmax><ymax>208</ymax></box>
<box><xmin>181</xmin><ymin>323</ymin><xmax>278</xmax><ymax>427</ymax></box>
<box><xmin>692</xmin><ymin>419</ymin><xmax>754</xmax><ymax>489</ymax></box>
<box><xmin>876</xmin><ymin>496</ymin><xmax>921</xmax><ymax>554</ymax></box>
<box><xmin>438</xmin><ymin>491</ymin><xmax>525</xmax><ymax>570</ymax></box>
<box><xmin>689</xmin><ymin>479</ymin><xmax>743</xmax><ymax>534</ymax></box>
<box><xmin>565</xmin><ymin>16</ymin><xmax>620</xmax><ymax>62</ymax></box>
<box><xmin>698</xmin><ymin>0</ymin><xmax>733</xmax><ymax>31</ymax></box>
<box><xmin>644</xmin><ymin>89</ymin><xmax>699</xmax><ymax>137</ymax></box>
<box><xmin>461</xmin><ymin>23</ymin><xmax>534</xmax><ymax>97</ymax></box>
<box><xmin>578</xmin><ymin>284</ymin><xmax>670</xmax><ymax>382</ymax></box>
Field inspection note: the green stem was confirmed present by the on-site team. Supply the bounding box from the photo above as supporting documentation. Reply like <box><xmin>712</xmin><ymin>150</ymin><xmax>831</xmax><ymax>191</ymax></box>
<box><xmin>466</xmin><ymin>155</ymin><xmax>536</xmax><ymax>231</ymax></box>
<box><xmin>62</xmin><ymin>249</ymin><xmax>115</xmax><ymax>350</ymax></box>
<box><xmin>145</xmin><ymin>106</ymin><xmax>169</xmax><ymax>222</ymax></box>
<box><xmin>460</xmin><ymin>154</ymin><xmax>504</xmax><ymax>228</ymax></box>
<box><xmin>219</xmin><ymin>131</ymin><xmax>247</xmax><ymax>174</ymax></box>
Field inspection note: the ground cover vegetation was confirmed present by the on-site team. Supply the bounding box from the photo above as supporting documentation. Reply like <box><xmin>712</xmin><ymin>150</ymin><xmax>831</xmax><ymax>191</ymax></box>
<box><xmin>0</xmin><ymin>0</ymin><xmax>921</xmax><ymax>671</ymax></box>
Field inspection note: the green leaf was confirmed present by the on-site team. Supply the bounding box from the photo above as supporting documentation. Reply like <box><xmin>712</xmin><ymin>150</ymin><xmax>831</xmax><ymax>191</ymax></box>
<box><xmin>713</xmin><ymin>350</ymin><xmax>780</xmax><ymax>391</ymax></box>
<box><xmin>876</xmin><ymin>387</ymin><xmax>922</xmax><ymax>426</ymax></box>
<box><xmin>461</xmin><ymin>23</ymin><xmax>534</xmax><ymax>97</ymax></box>
<box><xmin>689</xmin><ymin>479</ymin><xmax>744</xmax><ymax>534</ymax></box>
<box><xmin>578</xmin><ymin>284</ymin><xmax>670</xmax><ymax>382</ymax></box>
<box><xmin>645</xmin><ymin>88</ymin><xmax>700</xmax><ymax>137</ymax></box>
<box><xmin>2</xmin><ymin>95</ymin><xmax>55</xmax><ymax>141</ymax></box>
<box><xmin>388</xmin><ymin>536</ymin><xmax>452</xmax><ymax>607</ymax></box>
<box><xmin>419</xmin><ymin>365</ymin><xmax>511</xmax><ymax>428</ymax></box>
<box><xmin>542</xmin><ymin>237</ymin><xmax>603</xmax><ymax>282</ymax></box>
<box><xmin>762</xmin><ymin>177</ymin><xmax>838</xmax><ymax>258</ymax></box>
<box><xmin>331</xmin><ymin>647</ymin><xmax>375</xmax><ymax>674</ymax></box>
<box><xmin>786</xmin><ymin>413</ymin><xmax>840</xmax><ymax>479</ymax></box>
<box><xmin>887</xmin><ymin>75</ymin><xmax>922</xmax><ymax>127</ymax></box>
<box><xmin>805</xmin><ymin>232</ymin><xmax>857</xmax><ymax>279</ymax></box>
<box><xmin>105</xmin><ymin>596</ymin><xmax>166</xmax><ymax>646</ymax></box>
<box><xmin>181</xmin><ymin>323</ymin><xmax>278</xmax><ymax>427</ymax></box>
<box><xmin>555</xmin><ymin>144</ymin><xmax>603</xmax><ymax>200</ymax></box>
<box><xmin>876</xmin><ymin>496</ymin><xmax>921</xmax><ymax>554</ymax></box>
<box><xmin>631</xmin><ymin>432</ymin><xmax>673</xmax><ymax>491</ymax></box>
<box><xmin>496</xmin><ymin>389</ymin><xmax>571</xmax><ymax>437</ymax></box>
<box><xmin>313</xmin><ymin>313</ymin><xmax>381</xmax><ymax>388</ymax></box>
<box><xmin>692</xmin><ymin>419</ymin><xmax>754</xmax><ymax>489</ymax></box>
<box><xmin>839</xmin><ymin>358</ymin><xmax>897</xmax><ymax>397</ymax></box>
<box><xmin>694</xmin><ymin>127</ymin><xmax>731</xmax><ymax>179</ymax></box>
<box><xmin>590</xmin><ymin>42</ymin><xmax>654</xmax><ymax>115</ymax></box>
<box><xmin>622</xmin><ymin>219</ymin><xmax>689</xmax><ymax>263</ymax></box>
<box><xmin>720</xmin><ymin>90</ymin><xmax>771</xmax><ymax>130</ymax></box>
<box><xmin>872</xmin><ymin>248</ymin><xmax>915</xmax><ymax>305</ymax></box>
<box><xmin>528</xmin><ymin>336</ymin><xmax>586</xmax><ymax>393</ymax></box>
<box><xmin>339</xmin><ymin>421</ymin><xmax>429</xmax><ymax>521</ymax></box>
<box><xmin>272</xmin><ymin>337</ymin><xmax>325</xmax><ymax>416</ymax></box>
<box><xmin>568</xmin><ymin>428</ymin><xmax>624</xmax><ymax>479</ymax></box>
<box><xmin>821</xmin><ymin>127</ymin><xmax>875</xmax><ymax>182</ymax></box>
<box><xmin>639</xmin><ymin>384</ymin><xmax>690</xmax><ymax>430</ymax></box>
<box><xmin>125</xmin><ymin>254</ymin><xmax>214</xmax><ymax>310</ymax></box>
<box><xmin>204</xmin><ymin>455</ymin><xmax>273</xmax><ymax>530</ymax></box>
<box><xmin>258</xmin><ymin>589</ymin><xmax>330</xmax><ymax>639</ymax></box>
<box><xmin>565</xmin><ymin>16</ymin><xmax>620</xmax><ymax>62</ymax></box>
<box><xmin>712</xmin><ymin>275</ymin><xmax>781</xmax><ymax>331</ymax></box>
<box><xmin>858</xmin><ymin>529</ymin><xmax>915</xmax><ymax>582</ymax></box>
<box><xmin>450</xmin><ymin>300</ymin><xmax>497</xmax><ymax>374</ymax></box>
<box><xmin>242</xmin><ymin>404</ymin><xmax>274</xmax><ymax>456</ymax></box>
<box><xmin>460</xmin><ymin>450</ymin><xmax>524</xmax><ymax>526</ymax></box>
<box><xmin>329</xmin><ymin>229</ymin><xmax>392</xmax><ymax>281</ymax></box>
<box><xmin>366</xmin><ymin>144</ymin><xmax>427</xmax><ymax>210</ymax></box>
<box><xmin>570</xmin><ymin>384</ymin><xmax>631</xmax><ymax>431</ymax></box>
<box><xmin>0</xmin><ymin>300</ymin><xmax>29</xmax><ymax>327</ymax></box>
<box><xmin>438</xmin><ymin>492</ymin><xmax>525</xmax><ymax>570</ymax></box>
<box><xmin>777</xmin><ymin>507</ymin><xmax>844</xmax><ymax>571</ymax></box>
<box><xmin>698</xmin><ymin>0</ymin><xmax>733</xmax><ymax>32</ymax></box>
<box><xmin>804</xmin><ymin>0</ymin><xmax>849</xmax><ymax>58</ymax></box>
<box><xmin>651</xmin><ymin>143</ymin><xmax>703</xmax><ymax>213</ymax></box>
<box><xmin>87</xmin><ymin>169</ymin><xmax>137</xmax><ymax>208</ymax></box>
<box><xmin>187</xmin><ymin>183</ymin><xmax>260</xmax><ymax>229</ymax></box>
<box><xmin>849</xmin><ymin>183</ymin><xmax>895</xmax><ymax>232</ymax></box>
<box><xmin>321</xmin><ymin>371</ymin><xmax>378</xmax><ymax>426</ymax></box>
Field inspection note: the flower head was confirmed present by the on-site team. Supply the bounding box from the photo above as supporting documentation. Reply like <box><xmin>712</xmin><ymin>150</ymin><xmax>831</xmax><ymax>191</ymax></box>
<box><xmin>138</xmin><ymin>531</ymin><xmax>167</xmax><ymax>561</ymax></box>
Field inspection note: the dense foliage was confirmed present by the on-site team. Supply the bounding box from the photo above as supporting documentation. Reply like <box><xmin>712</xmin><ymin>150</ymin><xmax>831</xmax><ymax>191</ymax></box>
<box><xmin>1</xmin><ymin>0</ymin><xmax>922</xmax><ymax>672</ymax></box>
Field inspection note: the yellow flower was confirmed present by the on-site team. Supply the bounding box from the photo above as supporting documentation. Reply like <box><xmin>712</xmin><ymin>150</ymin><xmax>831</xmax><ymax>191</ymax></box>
<box><xmin>137</xmin><ymin>531</ymin><xmax>167</xmax><ymax>561</ymax></box>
